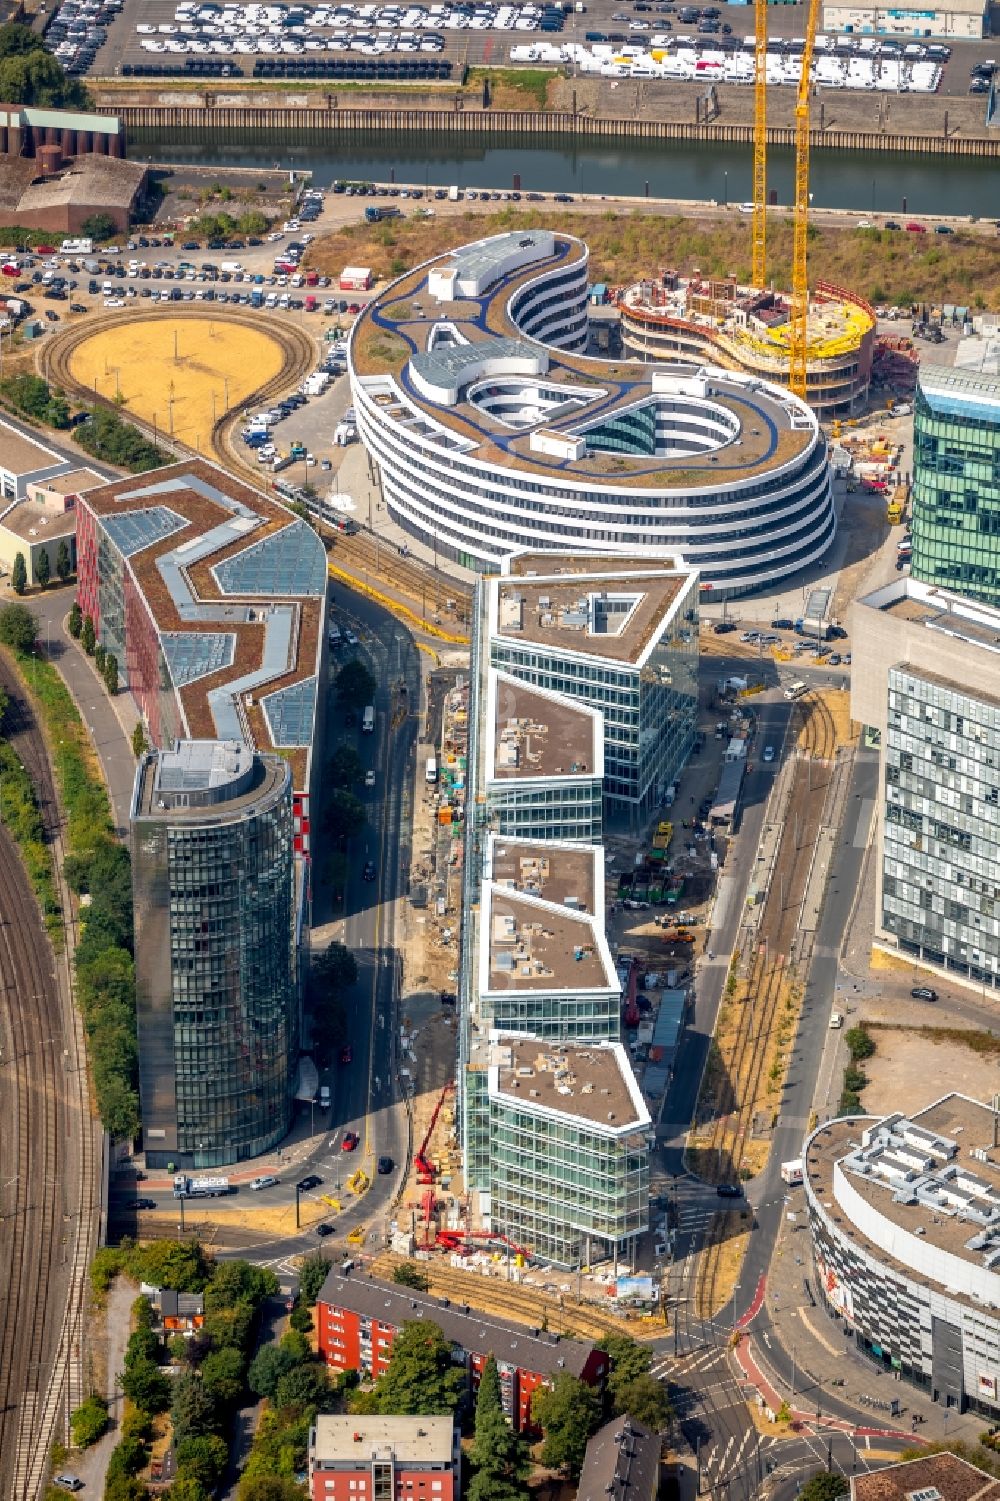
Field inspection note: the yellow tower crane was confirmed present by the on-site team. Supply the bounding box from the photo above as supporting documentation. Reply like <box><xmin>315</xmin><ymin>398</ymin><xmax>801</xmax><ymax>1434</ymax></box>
<box><xmin>751</xmin><ymin>0</ymin><xmax>768</xmax><ymax>289</ymax></box>
<box><xmin>788</xmin><ymin>0</ymin><xmax>823</xmax><ymax>400</ymax></box>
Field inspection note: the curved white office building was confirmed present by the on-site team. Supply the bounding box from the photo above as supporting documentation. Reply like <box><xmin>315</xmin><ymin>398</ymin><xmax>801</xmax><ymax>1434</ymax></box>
<box><xmin>348</xmin><ymin>229</ymin><xmax>835</xmax><ymax>597</ymax></box>
<box><xmin>804</xmin><ymin>1096</ymin><xmax>1000</xmax><ymax>1418</ymax></box>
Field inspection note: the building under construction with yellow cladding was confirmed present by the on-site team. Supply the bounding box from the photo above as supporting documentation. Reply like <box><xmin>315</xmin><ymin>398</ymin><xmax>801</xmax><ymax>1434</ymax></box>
<box><xmin>619</xmin><ymin>272</ymin><xmax>875</xmax><ymax>419</ymax></box>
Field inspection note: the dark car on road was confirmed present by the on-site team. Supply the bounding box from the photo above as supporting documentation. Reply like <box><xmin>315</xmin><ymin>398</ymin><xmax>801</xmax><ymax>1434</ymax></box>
<box><xmin>713</xmin><ymin>621</ymin><xmax>737</xmax><ymax>634</ymax></box>
<box><xmin>363</xmin><ymin>860</ymin><xmax>376</xmax><ymax>882</ymax></box>
<box><xmin>716</xmin><ymin>1183</ymin><xmax>742</xmax><ymax>1198</ymax></box>
<box><xmin>297</xmin><ymin>1174</ymin><xmax>323</xmax><ymax>1191</ymax></box>
<box><xmin>134</xmin><ymin>1197</ymin><xmax>157</xmax><ymax>1210</ymax></box>
<box><xmin>315</xmin><ymin>1222</ymin><xmax>335</xmax><ymax>1236</ymax></box>
<box><xmin>377</xmin><ymin>1156</ymin><xmax>394</xmax><ymax>1175</ymax></box>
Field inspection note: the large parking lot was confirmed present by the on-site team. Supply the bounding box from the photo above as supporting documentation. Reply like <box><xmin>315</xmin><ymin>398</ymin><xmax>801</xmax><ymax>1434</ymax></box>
<box><xmin>50</xmin><ymin>0</ymin><xmax>1000</xmax><ymax>90</ymax></box>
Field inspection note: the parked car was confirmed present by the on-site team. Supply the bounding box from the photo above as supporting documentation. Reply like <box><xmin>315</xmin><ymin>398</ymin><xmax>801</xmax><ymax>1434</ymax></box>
<box><xmin>911</xmin><ymin>986</ymin><xmax>938</xmax><ymax>1001</ymax></box>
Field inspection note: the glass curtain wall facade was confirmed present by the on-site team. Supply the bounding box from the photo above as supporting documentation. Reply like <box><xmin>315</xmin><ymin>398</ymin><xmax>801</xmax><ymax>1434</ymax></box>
<box><xmin>487</xmin><ymin>1097</ymin><xmax>649</xmax><ymax>1267</ymax></box>
<box><xmin>487</xmin><ymin>778</ymin><xmax>603</xmax><ymax>844</ymax></box>
<box><xmin>912</xmin><ymin>371</ymin><xmax>1000</xmax><ymax>607</ymax></box>
<box><xmin>132</xmin><ymin>750</ymin><xmax>298</xmax><ymax>1166</ymax></box>
<box><xmin>882</xmin><ymin>666</ymin><xmax>1000</xmax><ymax>988</ymax></box>
<box><xmin>491</xmin><ymin>585</ymin><xmax>699</xmax><ymax>814</ymax></box>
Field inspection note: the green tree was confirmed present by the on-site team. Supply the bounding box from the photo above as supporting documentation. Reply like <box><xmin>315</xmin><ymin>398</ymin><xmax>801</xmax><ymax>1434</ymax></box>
<box><xmin>314</xmin><ymin>941</ymin><xmax>358</xmax><ymax>992</ymax></box>
<box><xmin>532</xmin><ymin>1374</ymin><xmax>601</xmax><ymax>1479</ymax></box>
<box><xmin>237</xmin><ymin>1478</ymin><xmax>307</xmax><ymax>1501</ymax></box>
<box><xmin>0</xmin><ymin>601</ymin><xmax>38</xmax><ymax>650</ymax></box>
<box><xmin>104</xmin><ymin>653</ymin><xmax>119</xmax><ymax>695</ymax></box>
<box><xmin>297</xmin><ymin>1251</ymin><xmax>332</xmax><ymax>1307</ymax></box>
<box><xmin>330</xmin><ymin>742</ymin><xmax>365</xmax><ymax>788</ymax></box>
<box><xmin>80</xmin><ymin>614</ymin><xmax>96</xmax><ymax>655</ymax></box>
<box><xmin>367</xmin><ymin>1320</ymin><xmax>468</xmax><ymax>1416</ymax></box>
<box><xmin>279</xmin><ymin>1329</ymin><xmax>312</xmax><ymax>1362</ymax></box>
<box><xmin>102</xmin><ymin>1475</ymin><xmax>147</xmax><ymax>1501</ymax></box>
<box><xmin>200</xmin><ymin>1346</ymin><xmax>246</xmax><ymax>1405</ymax></box>
<box><xmin>799</xmin><ymin>1475</ymin><xmax>849</xmax><ymax>1501</ymax></box>
<box><xmin>55</xmin><ymin>539</ymin><xmax>72</xmax><ymax>583</ymax></box>
<box><xmin>205</xmin><ymin>1258</ymin><xmax>278</xmax><ymax>1313</ymax></box>
<box><xmin>175</xmin><ymin>1433</ymin><xmax>230</xmax><ymax>1488</ymax></box>
<box><xmin>274</xmin><ymin>1361</ymin><xmax>331</xmax><ymax>1411</ymax></box>
<box><xmin>35</xmin><ymin>547</ymin><xmax>50</xmax><ymax>588</ymax></box>
<box><xmin>598</xmin><ymin>1334</ymin><xmax>652</xmax><ymax>1410</ymax></box>
<box><xmin>336</xmin><ymin>658</ymin><xmax>376</xmax><ymax>709</ymax></box>
<box><xmin>68</xmin><ymin>599</ymin><xmax>82</xmax><ymax>637</ymax></box>
<box><xmin>324</xmin><ymin>788</ymin><xmax>365</xmax><ymax>841</ymax></box>
<box><xmin>613</xmin><ymin>1375</ymin><xmax>672</xmax><ymax>1432</ymax></box>
<box><xmin>73</xmin><ymin>405</ymin><xmax>166</xmax><ymax>473</ymax></box>
<box><xmin>132</xmin><ymin>721</ymin><xmax>149</xmax><ymax>759</ymax></box>
<box><xmin>81</xmin><ymin>212</ymin><xmax>117</xmax><ymax>242</ymax></box>
<box><xmin>70</xmin><ymin>1393</ymin><xmax>109</xmax><ymax>1448</ymax></box>
<box><xmin>468</xmin><ymin>1355</ymin><xmax>530</xmax><ymax>1501</ymax></box>
<box><xmin>171</xmin><ymin>1373</ymin><xmax>220</xmax><ymax>1446</ymax></box>
<box><xmin>288</xmin><ymin>1304</ymin><xmax>313</xmax><ymax>1334</ymax></box>
<box><xmin>10</xmin><ymin>551</ymin><xmax>25</xmax><ymax>595</ymax></box>
<box><xmin>0</xmin><ymin>372</ymin><xmax>69</xmax><ymax>427</ymax></box>
<box><xmin>119</xmin><ymin>1355</ymin><xmax>170</xmax><ymax>1414</ymax></box>
<box><xmin>392</xmin><ymin>1263</ymin><xmax>430</xmax><ymax>1292</ymax></box>
<box><xmin>168</xmin><ymin>1479</ymin><xmax>211</xmax><ymax>1501</ymax></box>
<box><xmin>203</xmin><ymin>1302</ymin><xmax>255</xmax><ymax>1355</ymax></box>
<box><xmin>248</xmin><ymin>1343</ymin><xmax>300</xmax><ymax>1400</ymax></box>
<box><xmin>94</xmin><ymin>643</ymin><xmax>107</xmax><ymax>674</ymax></box>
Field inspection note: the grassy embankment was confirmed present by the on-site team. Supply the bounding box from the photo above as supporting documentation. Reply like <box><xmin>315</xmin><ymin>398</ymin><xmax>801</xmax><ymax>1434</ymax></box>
<box><xmin>307</xmin><ymin>207</ymin><xmax>1000</xmax><ymax>308</ymax></box>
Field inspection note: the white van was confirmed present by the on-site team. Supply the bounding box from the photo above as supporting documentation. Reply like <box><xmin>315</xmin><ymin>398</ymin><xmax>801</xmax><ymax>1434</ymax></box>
<box><xmin>783</xmin><ymin>680</ymin><xmax>808</xmax><ymax>701</ymax></box>
<box><xmin>362</xmin><ymin>704</ymin><xmax>375</xmax><ymax>734</ymax></box>
<box><xmin>425</xmin><ymin>755</ymin><xmax>438</xmax><ymax>785</ymax></box>
<box><xmin>220</xmin><ymin>259</ymin><xmax>243</xmax><ymax>274</ymax></box>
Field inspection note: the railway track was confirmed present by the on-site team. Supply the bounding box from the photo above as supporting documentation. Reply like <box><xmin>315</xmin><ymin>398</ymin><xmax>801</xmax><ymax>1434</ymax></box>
<box><xmin>0</xmin><ymin>658</ymin><xmax>97</xmax><ymax>1501</ymax></box>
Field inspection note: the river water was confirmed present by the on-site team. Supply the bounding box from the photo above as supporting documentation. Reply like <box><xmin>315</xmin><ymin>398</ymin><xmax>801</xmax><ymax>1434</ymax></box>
<box><xmin>132</xmin><ymin>125</ymin><xmax>998</xmax><ymax>214</ymax></box>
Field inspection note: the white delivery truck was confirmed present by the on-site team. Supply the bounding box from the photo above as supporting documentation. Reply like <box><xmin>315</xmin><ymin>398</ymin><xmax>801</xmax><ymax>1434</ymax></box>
<box><xmin>362</xmin><ymin>704</ymin><xmax>375</xmax><ymax>733</ymax></box>
<box><xmin>781</xmin><ymin>1160</ymin><xmax>804</xmax><ymax>1186</ymax></box>
<box><xmin>220</xmin><ymin>260</ymin><xmax>243</xmax><ymax>274</ymax></box>
<box><xmin>425</xmin><ymin>755</ymin><xmax>438</xmax><ymax>784</ymax></box>
<box><xmin>173</xmin><ymin>1174</ymin><xmax>232</xmax><ymax>1198</ymax></box>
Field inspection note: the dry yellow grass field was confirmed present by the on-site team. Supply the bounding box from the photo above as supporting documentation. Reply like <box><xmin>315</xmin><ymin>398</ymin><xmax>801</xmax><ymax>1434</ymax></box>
<box><xmin>67</xmin><ymin>317</ymin><xmax>285</xmax><ymax>452</ymax></box>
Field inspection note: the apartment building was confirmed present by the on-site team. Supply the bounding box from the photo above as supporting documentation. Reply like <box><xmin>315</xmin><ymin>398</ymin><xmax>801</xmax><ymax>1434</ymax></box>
<box><xmin>315</xmin><ymin>1269</ymin><xmax>606</xmax><ymax>1434</ymax></box>
<box><xmin>307</xmin><ymin>1417</ymin><xmax>459</xmax><ymax>1501</ymax></box>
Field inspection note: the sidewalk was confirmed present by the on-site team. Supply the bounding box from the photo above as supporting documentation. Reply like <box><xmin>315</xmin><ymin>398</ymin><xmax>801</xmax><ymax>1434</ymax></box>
<box><xmin>11</xmin><ymin>579</ymin><xmax>141</xmax><ymax>834</ymax></box>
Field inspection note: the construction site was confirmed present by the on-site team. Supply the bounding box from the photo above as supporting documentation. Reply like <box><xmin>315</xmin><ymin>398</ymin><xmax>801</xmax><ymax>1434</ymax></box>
<box><xmin>619</xmin><ymin>274</ymin><xmax>876</xmax><ymax>420</ymax></box>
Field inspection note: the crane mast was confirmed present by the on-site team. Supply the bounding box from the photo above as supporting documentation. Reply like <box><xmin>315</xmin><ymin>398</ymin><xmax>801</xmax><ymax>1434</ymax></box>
<box><xmin>751</xmin><ymin>0</ymin><xmax>768</xmax><ymax>290</ymax></box>
<box><xmin>789</xmin><ymin>0</ymin><xmax>823</xmax><ymax>401</ymax></box>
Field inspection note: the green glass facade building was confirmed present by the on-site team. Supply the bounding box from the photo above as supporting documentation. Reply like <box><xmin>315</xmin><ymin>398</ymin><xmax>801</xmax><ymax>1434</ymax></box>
<box><xmin>131</xmin><ymin>740</ymin><xmax>298</xmax><ymax>1169</ymax></box>
<box><xmin>912</xmin><ymin>363</ymin><xmax>1000</xmax><ymax>606</ymax></box>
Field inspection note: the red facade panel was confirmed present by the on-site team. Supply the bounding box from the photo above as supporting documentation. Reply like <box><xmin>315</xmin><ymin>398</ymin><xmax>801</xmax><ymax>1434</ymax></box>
<box><xmin>75</xmin><ymin>499</ymin><xmax>100</xmax><ymax>630</ymax></box>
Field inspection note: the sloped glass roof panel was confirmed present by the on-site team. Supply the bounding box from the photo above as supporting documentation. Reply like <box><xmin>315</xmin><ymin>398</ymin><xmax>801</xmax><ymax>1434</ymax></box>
<box><xmin>100</xmin><ymin>506</ymin><xmax>188</xmax><ymax>557</ymax></box>
<box><xmin>161</xmin><ymin>632</ymin><xmax>237</xmax><ymax>688</ymax></box>
<box><xmin>211</xmin><ymin>520</ymin><xmax>328</xmax><ymax>598</ymax></box>
<box><xmin>260</xmin><ymin>675</ymin><xmax>318</xmax><ymax>747</ymax></box>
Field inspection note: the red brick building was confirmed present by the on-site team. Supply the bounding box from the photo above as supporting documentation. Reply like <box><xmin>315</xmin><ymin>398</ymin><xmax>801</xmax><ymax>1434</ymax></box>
<box><xmin>316</xmin><ymin>1270</ymin><xmax>607</xmax><ymax>1435</ymax></box>
<box><xmin>308</xmin><ymin>1415</ymin><xmax>459</xmax><ymax>1501</ymax></box>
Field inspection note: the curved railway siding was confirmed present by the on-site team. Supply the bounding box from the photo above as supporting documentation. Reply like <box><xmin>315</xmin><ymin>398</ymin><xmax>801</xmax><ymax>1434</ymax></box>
<box><xmin>0</xmin><ymin>660</ymin><xmax>97</xmax><ymax>1501</ymax></box>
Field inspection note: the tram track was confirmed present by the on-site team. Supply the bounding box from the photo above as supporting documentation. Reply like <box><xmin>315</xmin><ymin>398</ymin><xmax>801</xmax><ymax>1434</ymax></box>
<box><xmin>0</xmin><ymin>656</ymin><xmax>97</xmax><ymax>1501</ymax></box>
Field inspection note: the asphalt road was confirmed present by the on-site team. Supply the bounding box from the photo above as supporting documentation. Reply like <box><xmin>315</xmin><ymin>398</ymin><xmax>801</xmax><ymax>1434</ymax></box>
<box><xmin>107</xmin><ymin>583</ymin><xmax>421</xmax><ymax>1264</ymax></box>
